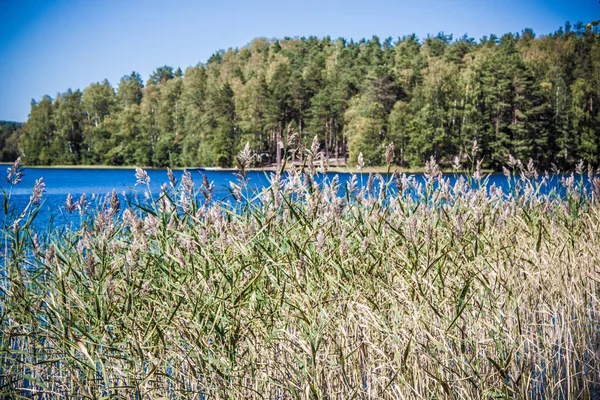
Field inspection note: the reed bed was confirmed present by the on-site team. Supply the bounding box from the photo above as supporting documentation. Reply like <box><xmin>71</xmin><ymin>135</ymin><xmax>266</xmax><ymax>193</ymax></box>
<box><xmin>1</xmin><ymin>144</ymin><xmax>600</xmax><ymax>399</ymax></box>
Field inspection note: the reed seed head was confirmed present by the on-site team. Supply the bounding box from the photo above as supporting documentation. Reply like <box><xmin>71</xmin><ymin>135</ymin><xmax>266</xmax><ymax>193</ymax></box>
<box><xmin>385</xmin><ymin>142</ymin><xmax>395</xmax><ymax>166</ymax></box>
<box><xmin>6</xmin><ymin>157</ymin><xmax>23</xmax><ymax>185</ymax></box>
<box><xmin>357</xmin><ymin>152</ymin><xmax>365</xmax><ymax>170</ymax></box>
<box><xmin>65</xmin><ymin>193</ymin><xmax>76</xmax><ymax>214</ymax></box>
<box><xmin>30</xmin><ymin>178</ymin><xmax>45</xmax><ymax>205</ymax></box>
<box><xmin>134</xmin><ymin>167</ymin><xmax>150</xmax><ymax>186</ymax></box>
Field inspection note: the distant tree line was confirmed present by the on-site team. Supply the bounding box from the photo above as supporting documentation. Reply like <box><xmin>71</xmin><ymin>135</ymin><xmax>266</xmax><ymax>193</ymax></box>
<box><xmin>9</xmin><ymin>22</ymin><xmax>600</xmax><ymax>169</ymax></box>
<box><xmin>0</xmin><ymin>121</ymin><xmax>22</xmax><ymax>162</ymax></box>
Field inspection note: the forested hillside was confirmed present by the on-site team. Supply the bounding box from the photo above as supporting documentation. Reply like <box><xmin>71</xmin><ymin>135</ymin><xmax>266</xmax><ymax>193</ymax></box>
<box><xmin>16</xmin><ymin>23</ymin><xmax>600</xmax><ymax>168</ymax></box>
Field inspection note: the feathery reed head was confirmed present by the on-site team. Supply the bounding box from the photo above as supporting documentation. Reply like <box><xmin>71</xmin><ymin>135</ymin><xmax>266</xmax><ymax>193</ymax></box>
<box><xmin>134</xmin><ymin>167</ymin><xmax>150</xmax><ymax>186</ymax></box>
<box><xmin>6</xmin><ymin>157</ymin><xmax>23</xmax><ymax>185</ymax></box>
<box><xmin>30</xmin><ymin>177</ymin><xmax>45</xmax><ymax>205</ymax></box>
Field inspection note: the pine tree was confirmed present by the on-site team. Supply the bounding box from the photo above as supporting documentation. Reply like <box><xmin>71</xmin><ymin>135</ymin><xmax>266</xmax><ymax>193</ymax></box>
<box><xmin>117</xmin><ymin>72</ymin><xmax>144</xmax><ymax>107</ymax></box>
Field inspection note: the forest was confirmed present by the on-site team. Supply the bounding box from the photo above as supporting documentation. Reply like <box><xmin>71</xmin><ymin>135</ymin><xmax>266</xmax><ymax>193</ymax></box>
<box><xmin>7</xmin><ymin>22</ymin><xmax>600</xmax><ymax>169</ymax></box>
<box><xmin>0</xmin><ymin>121</ymin><xmax>22</xmax><ymax>162</ymax></box>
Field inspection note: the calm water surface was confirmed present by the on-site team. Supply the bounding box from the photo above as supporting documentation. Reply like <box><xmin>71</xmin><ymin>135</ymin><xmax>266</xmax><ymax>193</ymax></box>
<box><xmin>0</xmin><ymin>167</ymin><xmax>574</xmax><ymax>230</ymax></box>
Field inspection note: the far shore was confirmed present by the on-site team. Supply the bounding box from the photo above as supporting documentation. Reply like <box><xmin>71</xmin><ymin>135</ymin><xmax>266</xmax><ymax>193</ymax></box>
<box><xmin>0</xmin><ymin>162</ymin><xmax>499</xmax><ymax>175</ymax></box>
<box><xmin>0</xmin><ymin>163</ymin><xmax>497</xmax><ymax>174</ymax></box>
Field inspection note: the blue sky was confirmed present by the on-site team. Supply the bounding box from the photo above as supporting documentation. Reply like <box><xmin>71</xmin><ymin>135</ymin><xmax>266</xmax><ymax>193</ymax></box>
<box><xmin>0</xmin><ymin>0</ymin><xmax>598</xmax><ymax>122</ymax></box>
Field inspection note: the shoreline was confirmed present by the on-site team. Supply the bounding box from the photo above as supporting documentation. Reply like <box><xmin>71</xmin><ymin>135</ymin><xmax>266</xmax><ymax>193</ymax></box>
<box><xmin>0</xmin><ymin>163</ymin><xmax>495</xmax><ymax>174</ymax></box>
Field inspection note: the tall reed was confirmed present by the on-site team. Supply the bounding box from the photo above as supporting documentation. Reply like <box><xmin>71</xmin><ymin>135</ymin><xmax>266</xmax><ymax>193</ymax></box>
<box><xmin>1</xmin><ymin>149</ymin><xmax>599</xmax><ymax>399</ymax></box>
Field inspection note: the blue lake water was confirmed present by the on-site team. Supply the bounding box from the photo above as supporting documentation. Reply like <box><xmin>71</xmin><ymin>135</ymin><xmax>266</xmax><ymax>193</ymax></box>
<box><xmin>0</xmin><ymin>167</ymin><xmax>580</xmax><ymax>231</ymax></box>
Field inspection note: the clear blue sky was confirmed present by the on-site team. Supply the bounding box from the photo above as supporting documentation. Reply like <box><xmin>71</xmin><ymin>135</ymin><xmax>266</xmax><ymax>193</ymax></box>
<box><xmin>0</xmin><ymin>0</ymin><xmax>597</xmax><ymax>122</ymax></box>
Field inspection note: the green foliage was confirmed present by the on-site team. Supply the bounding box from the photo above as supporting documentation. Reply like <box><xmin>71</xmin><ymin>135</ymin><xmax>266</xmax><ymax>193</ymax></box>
<box><xmin>0</xmin><ymin>121</ymin><xmax>22</xmax><ymax>161</ymax></box>
<box><xmin>2</xmin><ymin>152</ymin><xmax>600</xmax><ymax>397</ymax></box>
<box><xmin>10</xmin><ymin>25</ymin><xmax>600</xmax><ymax>169</ymax></box>
<box><xmin>117</xmin><ymin>71</ymin><xmax>144</xmax><ymax>106</ymax></box>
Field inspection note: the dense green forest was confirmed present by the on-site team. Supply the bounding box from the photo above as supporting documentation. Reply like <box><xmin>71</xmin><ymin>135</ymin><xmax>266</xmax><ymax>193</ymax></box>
<box><xmin>0</xmin><ymin>121</ymin><xmax>22</xmax><ymax>162</ymax></box>
<box><xmin>10</xmin><ymin>22</ymin><xmax>600</xmax><ymax>168</ymax></box>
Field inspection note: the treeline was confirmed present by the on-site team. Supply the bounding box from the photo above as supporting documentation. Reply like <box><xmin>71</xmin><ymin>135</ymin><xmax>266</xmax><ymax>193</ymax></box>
<box><xmin>0</xmin><ymin>121</ymin><xmax>22</xmax><ymax>162</ymax></box>
<box><xmin>14</xmin><ymin>22</ymin><xmax>600</xmax><ymax>168</ymax></box>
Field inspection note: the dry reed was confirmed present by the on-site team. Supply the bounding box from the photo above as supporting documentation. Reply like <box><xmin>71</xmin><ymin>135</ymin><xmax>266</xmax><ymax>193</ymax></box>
<box><xmin>1</xmin><ymin>150</ymin><xmax>599</xmax><ymax>399</ymax></box>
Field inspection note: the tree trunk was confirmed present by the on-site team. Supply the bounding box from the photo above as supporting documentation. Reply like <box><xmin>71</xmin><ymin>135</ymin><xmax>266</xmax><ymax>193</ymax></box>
<box><xmin>276</xmin><ymin>126</ymin><xmax>282</xmax><ymax>166</ymax></box>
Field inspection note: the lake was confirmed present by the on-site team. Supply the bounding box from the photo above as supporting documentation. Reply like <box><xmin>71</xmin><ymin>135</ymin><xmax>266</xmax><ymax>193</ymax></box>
<box><xmin>0</xmin><ymin>167</ymin><xmax>577</xmax><ymax>230</ymax></box>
